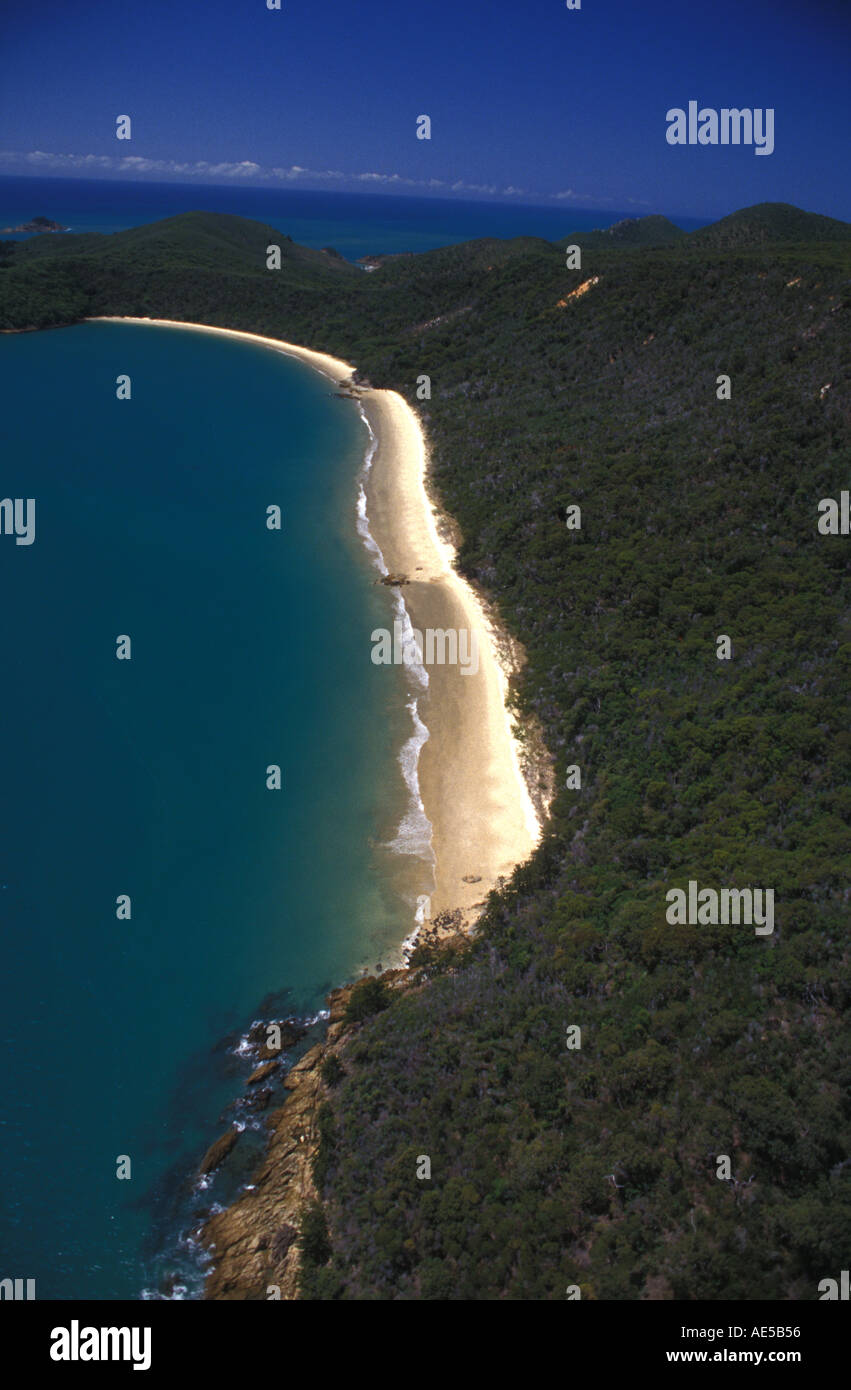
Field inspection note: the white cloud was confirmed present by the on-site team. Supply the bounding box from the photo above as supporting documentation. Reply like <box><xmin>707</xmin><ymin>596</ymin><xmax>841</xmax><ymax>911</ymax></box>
<box><xmin>0</xmin><ymin>148</ymin><xmax>618</xmax><ymax>206</ymax></box>
<box><xmin>553</xmin><ymin>188</ymin><xmax>601</xmax><ymax>203</ymax></box>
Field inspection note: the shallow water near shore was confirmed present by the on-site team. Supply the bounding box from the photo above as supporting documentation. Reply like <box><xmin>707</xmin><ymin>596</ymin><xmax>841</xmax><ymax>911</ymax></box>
<box><xmin>0</xmin><ymin>320</ymin><xmax>428</xmax><ymax>1297</ymax></box>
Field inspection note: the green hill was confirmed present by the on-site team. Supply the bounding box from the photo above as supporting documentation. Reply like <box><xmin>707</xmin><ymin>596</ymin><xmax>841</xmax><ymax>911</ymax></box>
<box><xmin>12</xmin><ymin>209</ymin><xmax>358</xmax><ymax>272</ymax></box>
<box><xmin>690</xmin><ymin>202</ymin><xmax>851</xmax><ymax>248</ymax></box>
<box><xmin>562</xmin><ymin>213</ymin><xmax>686</xmax><ymax>249</ymax></box>
<box><xmin>0</xmin><ymin>210</ymin><xmax>363</xmax><ymax>333</ymax></box>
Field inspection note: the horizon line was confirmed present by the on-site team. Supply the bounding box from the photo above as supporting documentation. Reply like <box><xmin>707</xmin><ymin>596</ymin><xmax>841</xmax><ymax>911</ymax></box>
<box><xmin>0</xmin><ymin>168</ymin><xmax>732</xmax><ymax>228</ymax></box>
<box><xmin>0</xmin><ymin>149</ymin><xmax>688</xmax><ymax>217</ymax></box>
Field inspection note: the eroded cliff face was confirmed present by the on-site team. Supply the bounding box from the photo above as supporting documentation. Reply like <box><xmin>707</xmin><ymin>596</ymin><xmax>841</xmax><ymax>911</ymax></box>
<box><xmin>199</xmin><ymin>984</ymin><xmax>354</xmax><ymax>1301</ymax></box>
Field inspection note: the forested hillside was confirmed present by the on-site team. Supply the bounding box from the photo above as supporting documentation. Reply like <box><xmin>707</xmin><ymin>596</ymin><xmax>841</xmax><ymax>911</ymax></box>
<box><xmin>3</xmin><ymin>205</ymin><xmax>849</xmax><ymax>1299</ymax></box>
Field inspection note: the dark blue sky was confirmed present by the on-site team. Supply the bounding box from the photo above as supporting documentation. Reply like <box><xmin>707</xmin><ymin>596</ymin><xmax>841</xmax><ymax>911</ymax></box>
<box><xmin>1</xmin><ymin>0</ymin><xmax>848</xmax><ymax>219</ymax></box>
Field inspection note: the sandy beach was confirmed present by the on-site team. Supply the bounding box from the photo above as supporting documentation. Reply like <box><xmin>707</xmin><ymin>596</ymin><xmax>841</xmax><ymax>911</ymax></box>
<box><xmin>358</xmin><ymin>388</ymin><xmax>541</xmax><ymax>927</ymax></box>
<box><xmin>88</xmin><ymin>316</ymin><xmax>543</xmax><ymax>934</ymax></box>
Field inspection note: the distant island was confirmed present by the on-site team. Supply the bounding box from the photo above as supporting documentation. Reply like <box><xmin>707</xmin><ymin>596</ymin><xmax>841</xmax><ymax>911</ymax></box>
<box><xmin>0</xmin><ymin>215</ymin><xmax>68</xmax><ymax>234</ymax></box>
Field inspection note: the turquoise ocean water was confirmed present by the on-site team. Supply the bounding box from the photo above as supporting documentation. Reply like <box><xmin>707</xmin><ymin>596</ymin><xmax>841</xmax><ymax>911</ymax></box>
<box><xmin>0</xmin><ymin>320</ymin><xmax>424</xmax><ymax>1298</ymax></box>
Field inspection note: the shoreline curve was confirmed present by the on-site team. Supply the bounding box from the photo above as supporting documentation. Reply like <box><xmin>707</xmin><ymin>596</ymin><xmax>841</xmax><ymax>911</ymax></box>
<box><xmin>86</xmin><ymin>315</ymin><xmax>545</xmax><ymax>945</ymax></box>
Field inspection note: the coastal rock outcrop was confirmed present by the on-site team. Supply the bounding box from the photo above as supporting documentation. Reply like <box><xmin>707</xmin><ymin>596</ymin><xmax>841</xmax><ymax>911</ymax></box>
<box><xmin>198</xmin><ymin>948</ymin><xmax>454</xmax><ymax>1297</ymax></box>
<box><xmin>246</xmin><ymin>1060</ymin><xmax>278</xmax><ymax>1086</ymax></box>
<box><xmin>246</xmin><ymin>1018</ymin><xmax>307</xmax><ymax>1060</ymax></box>
<box><xmin>199</xmin><ymin>1129</ymin><xmax>239</xmax><ymax>1176</ymax></box>
<box><xmin>199</xmin><ymin>984</ymin><xmax>356</xmax><ymax>1300</ymax></box>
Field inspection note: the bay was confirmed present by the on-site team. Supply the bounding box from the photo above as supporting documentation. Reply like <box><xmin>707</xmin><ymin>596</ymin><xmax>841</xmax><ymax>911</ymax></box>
<box><xmin>0</xmin><ymin>320</ymin><xmax>420</xmax><ymax>1298</ymax></box>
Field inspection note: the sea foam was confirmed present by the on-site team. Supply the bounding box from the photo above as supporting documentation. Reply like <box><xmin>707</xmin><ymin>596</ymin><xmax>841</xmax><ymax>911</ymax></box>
<box><xmin>356</xmin><ymin>404</ymin><xmax>435</xmax><ymax>876</ymax></box>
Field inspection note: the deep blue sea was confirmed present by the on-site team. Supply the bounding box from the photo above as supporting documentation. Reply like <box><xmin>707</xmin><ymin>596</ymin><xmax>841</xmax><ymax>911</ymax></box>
<box><xmin>0</xmin><ymin>320</ymin><xmax>427</xmax><ymax>1298</ymax></box>
<box><xmin>0</xmin><ymin>175</ymin><xmax>708</xmax><ymax>259</ymax></box>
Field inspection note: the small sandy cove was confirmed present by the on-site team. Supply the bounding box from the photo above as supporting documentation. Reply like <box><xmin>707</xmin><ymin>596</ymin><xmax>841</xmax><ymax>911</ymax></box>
<box><xmin>89</xmin><ymin>318</ymin><xmax>542</xmax><ymax>932</ymax></box>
